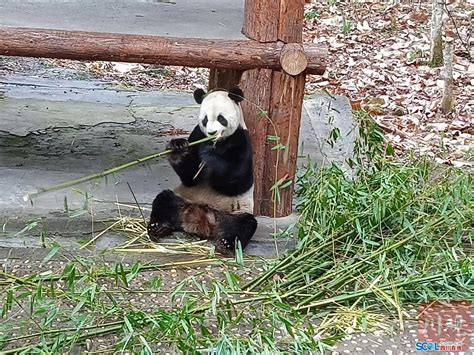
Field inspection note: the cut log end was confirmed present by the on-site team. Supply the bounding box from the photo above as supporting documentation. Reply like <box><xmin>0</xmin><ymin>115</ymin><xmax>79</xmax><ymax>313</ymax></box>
<box><xmin>280</xmin><ymin>43</ymin><xmax>308</xmax><ymax>76</ymax></box>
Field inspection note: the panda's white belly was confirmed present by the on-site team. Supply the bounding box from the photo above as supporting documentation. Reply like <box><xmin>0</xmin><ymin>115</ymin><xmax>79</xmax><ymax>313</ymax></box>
<box><xmin>174</xmin><ymin>183</ymin><xmax>254</xmax><ymax>214</ymax></box>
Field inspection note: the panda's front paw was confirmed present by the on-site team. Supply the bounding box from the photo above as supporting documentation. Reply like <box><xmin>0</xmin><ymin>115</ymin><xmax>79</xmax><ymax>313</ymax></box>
<box><xmin>215</xmin><ymin>238</ymin><xmax>235</xmax><ymax>257</ymax></box>
<box><xmin>167</xmin><ymin>138</ymin><xmax>189</xmax><ymax>154</ymax></box>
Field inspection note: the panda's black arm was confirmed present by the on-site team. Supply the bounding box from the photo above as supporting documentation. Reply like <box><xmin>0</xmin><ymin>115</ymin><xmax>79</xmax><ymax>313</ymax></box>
<box><xmin>169</xmin><ymin>125</ymin><xmax>206</xmax><ymax>186</ymax></box>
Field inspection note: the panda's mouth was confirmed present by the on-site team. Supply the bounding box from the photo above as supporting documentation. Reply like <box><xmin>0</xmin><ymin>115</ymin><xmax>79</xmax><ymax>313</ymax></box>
<box><xmin>208</xmin><ymin>131</ymin><xmax>223</xmax><ymax>140</ymax></box>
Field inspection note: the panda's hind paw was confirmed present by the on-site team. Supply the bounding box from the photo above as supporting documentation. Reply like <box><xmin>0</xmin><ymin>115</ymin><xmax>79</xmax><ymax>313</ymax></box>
<box><xmin>147</xmin><ymin>222</ymin><xmax>174</xmax><ymax>241</ymax></box>
<box><xmin>215</xmin><ymin>238</ymin><xmax>235</xmax><ymax>257</ymax></box>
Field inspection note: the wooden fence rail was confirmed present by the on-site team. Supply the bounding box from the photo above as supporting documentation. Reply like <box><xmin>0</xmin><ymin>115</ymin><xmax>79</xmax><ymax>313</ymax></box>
<box><xmin>0</xmin><ymin>27</ymin><xmax>326</xmax><ymax>75</ymax></box>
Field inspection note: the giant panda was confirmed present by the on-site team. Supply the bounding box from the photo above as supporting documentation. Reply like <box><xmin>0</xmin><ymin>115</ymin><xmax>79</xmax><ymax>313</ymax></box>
<box><xmin>147</xmin><ymin>87</ymin><xmax>257</xmax><ymax>256</ymax></box>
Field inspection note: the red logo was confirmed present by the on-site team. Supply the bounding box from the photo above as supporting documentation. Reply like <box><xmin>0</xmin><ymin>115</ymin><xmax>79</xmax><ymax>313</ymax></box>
<box><xmin>418</xmin><ymin>300</ymin><xmax>472</xmax><ymax>351</ymax></box>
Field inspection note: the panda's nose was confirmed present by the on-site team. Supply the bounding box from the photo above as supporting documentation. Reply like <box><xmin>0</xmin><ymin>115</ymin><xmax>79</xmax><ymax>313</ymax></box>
<box><xmin>208</xmin><ymin>131</ymin><xmax>217</xmax><ymax>136</ymax></box>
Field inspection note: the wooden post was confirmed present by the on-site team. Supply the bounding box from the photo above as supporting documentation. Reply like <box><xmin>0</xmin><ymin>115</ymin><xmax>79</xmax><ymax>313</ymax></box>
<box><xmin>241</xmin><ymin>0</ymin><xmax>307</xmax><ymax>217</ymax></box>
<box><xmin>208</xmin><ymin>69</ymin><xmax>243</xmax><ymax>90</ymax></box>
<box><xmin>240</xmin><ymin>68</ymin><xmax>273</xmax><ymax>215</ymax></box>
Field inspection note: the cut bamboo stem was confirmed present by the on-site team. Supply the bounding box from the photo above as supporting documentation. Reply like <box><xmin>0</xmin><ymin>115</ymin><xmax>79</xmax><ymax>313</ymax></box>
<box><xmin>23</xmin><ymin>136</ymin><xmax>215</xmax><ymax>202</ymax></box>
<box><xmin>295</xmin><ymin>273</ymin><xmax>447</xmax><ymax>311</ymax></box>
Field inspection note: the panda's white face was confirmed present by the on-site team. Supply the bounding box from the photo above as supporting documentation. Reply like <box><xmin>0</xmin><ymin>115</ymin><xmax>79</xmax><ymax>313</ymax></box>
<box><xmin>198</xmin><ymin>91</ymin><xmax>244</xmax><ymax>139</ymax></box>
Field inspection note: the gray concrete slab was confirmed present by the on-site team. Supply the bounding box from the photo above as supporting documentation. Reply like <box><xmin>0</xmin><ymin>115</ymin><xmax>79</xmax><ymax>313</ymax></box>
<box><xmin>300</xmin><ymin>94</ymin><xmax>357</xmax><ymax>177</ymax></box>
<box><xmin>0</xmin><ymin>74</ymin><xmax>355</xmax><ymax>258</ymax></box>
<box><xmin>0</xmin><ymin>75</ymin><xmax>200</xmax><ymax>135</ymax></box>
<box><xmin>0</xmin><ymin>98</ymin><xmax>135</xmax><ymax>136</ymax></box>
<box><xmin>0</xmin><ymin>0</ymin><xmax>246</xmax><ymax>40</ymax></box>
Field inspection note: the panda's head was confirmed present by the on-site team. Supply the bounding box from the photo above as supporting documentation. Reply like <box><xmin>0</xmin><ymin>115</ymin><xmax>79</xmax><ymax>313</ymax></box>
<box><xmin>193</xmin><ymin>87</ymin><xmax>245</xmax><ymax>139</ymax></box>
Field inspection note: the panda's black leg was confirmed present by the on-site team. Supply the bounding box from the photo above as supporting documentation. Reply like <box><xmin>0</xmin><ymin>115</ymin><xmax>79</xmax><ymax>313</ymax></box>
<box><xmin>214</xmin><ymin>213</ymin><xmax>257</xmax><ymax>256</ymax></box>
<box><xmin>147</xmin><ymin>190</ymin><xmax>183</xmax><ymax>240</ymax></box>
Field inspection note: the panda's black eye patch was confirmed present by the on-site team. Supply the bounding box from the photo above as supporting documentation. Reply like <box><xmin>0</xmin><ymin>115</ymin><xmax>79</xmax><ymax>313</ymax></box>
<box><xmin>202</xmin><ymin>116</ymin><xmax>208</xmax><ymax>127</ymax></box>
<box><xmin>217</xmin><ymin>115</ymin><xmax>228</xmax><ymax>127</ymax></box>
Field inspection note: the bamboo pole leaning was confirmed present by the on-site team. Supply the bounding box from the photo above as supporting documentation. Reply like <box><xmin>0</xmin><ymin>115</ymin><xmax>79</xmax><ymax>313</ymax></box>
<box><xmin>23</xmin><ymin>136</ymin><xmax>215</xmax><ymax>202</ymax></box>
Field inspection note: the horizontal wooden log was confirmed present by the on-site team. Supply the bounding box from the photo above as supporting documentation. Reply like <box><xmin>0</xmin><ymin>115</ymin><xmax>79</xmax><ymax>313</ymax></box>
<box><xmin>0</xmin><ymin>27</ymin><xmax>326</xmax><ymax>75</ymax></box>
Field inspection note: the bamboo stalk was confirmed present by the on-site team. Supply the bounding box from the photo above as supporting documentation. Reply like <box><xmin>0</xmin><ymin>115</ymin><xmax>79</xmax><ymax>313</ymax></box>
<box><xmin>242</xmin><ymin>230</ymin><xmax>353</xmax><ymax>291</ymax></box>
<box><xmin>295</xmin><ymin>273</ymin><xmax>447</xmax><ymax>311</ymax></box>
<box><xmin>278</xmin><ymin>215</ymin><xmax>448</xmax><ymax>303</ymax></box>
<box><xmin>23</xmin><ymin>136</ymin><xmax>215</xmax><ymax>201</ymax></box>
<box><xmin>79</xmin><ymin>219</ymin><xmax>122</xmax><ymax>249</ymax></box>
<box><xmin>113</xmin><ymin>248</ymin><xmax>187</xmax><ymax>254</ymax></box>
<box><xmin>1</xmin><ymin>258</ymin><xmax>222</xmax><ymax>285</ymax></box>
<box><xmin>2</xmin><ymin>320</ymin><xmax>124</xmax><ymax>344</ymax></box>
<box><xmin>2</xmin><ymin>323</ymin><xmax>124</xmax><ymax>354</ymax></box>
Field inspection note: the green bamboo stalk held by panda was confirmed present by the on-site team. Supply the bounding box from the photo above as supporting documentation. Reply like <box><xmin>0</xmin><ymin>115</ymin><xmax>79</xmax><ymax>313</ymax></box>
<box><xmin>23</xmin><ymin>135</ymin><xmax>216</xmax><ymax>202</ymax></box>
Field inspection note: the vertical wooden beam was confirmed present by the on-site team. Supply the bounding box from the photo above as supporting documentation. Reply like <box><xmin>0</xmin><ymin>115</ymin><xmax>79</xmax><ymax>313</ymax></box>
<box><xmin>242</xmin><ymin>0</ymin><xmax>306</xmax><ymax>217</ymax></box>
<box><xmin>264</xmin><ymin>71</ymin><xmax>305</xmax><ymax>216</ymax></box>
<box><xmin>242</xmin><ymin>0</ymin><xmax>279</xmax><ymax>42</ymax></box>
<box><xmin>208</xmin><ymin>68</ymin><xmax>243</xmax><ymax>90</ymax></box>
<box><xmin>278</xmin><ymin>0</ymin><xmax>305</xmax><ymax>43</ymax></box>
<box><xmin>240</xmin><ymin>69</ymin><xmax>273</xmax><ymax>213</ymax></box>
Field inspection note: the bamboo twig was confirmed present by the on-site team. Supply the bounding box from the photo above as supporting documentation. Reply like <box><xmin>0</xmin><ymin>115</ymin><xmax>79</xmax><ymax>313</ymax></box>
<box><xmin>444</xmin><ymin>3</ymin><xmax>471</xmax><ymax>60</ymax></box>
<box><xmin>79</xmin><ymin>219</ymin><xmax>122</xmax><ymax>249</ymax></box>
<box><xmin>23</xmin><ymin>136</ymin><xmax>215</xmax><ymax>201</ymax></box>
<box><xmin>2</xmin><ymin>323</ymin><xmax>124</xmax><ymax>354</ymax></box>
<box><xmin>127</xmin><ymin>182</ymin><xmax>147</xmax><ymax>225</ymax></box>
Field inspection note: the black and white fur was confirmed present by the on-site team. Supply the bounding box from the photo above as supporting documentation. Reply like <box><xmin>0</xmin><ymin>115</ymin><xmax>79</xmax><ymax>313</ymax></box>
<box><xmin>148</xmin><ymin>190</ymin><xmax>256</xmax><ymax>256</ymax></box>
<box><xmin>148</xmin><ymin>87</ymin><xmax>256</xmax><ymax>255</ymax></box>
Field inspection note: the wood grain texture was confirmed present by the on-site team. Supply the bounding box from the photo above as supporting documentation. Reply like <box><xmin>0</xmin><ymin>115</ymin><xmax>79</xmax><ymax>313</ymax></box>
<box><xmin>262</xmin><ymin>71</ymin><xmax>306</xmax><ymax>216</ymax></box>
<box><xmin>240</xmin><ymin>69</ymin><xmax>273</xmax><ymax>215</ymax></box>
<box><xmin>208</xmin><ymin>69</ymin><xmax>243</xmax><ymax>90</ymax></box>
<box><xmin>280</xmin><ymin>43</ymin><xmax>308</xmax><ymax>75</ymax></box>
<box><xmin>242</xmin><ymin>0</ymin><xmax>279</xmax><ymax>42</ymax></box>
<box><xmin>0</xmin><ymin>27</ymin><xmax>326</xmax><ymax>74</ymax></box>
<box><xmin>278</xmin><ymin>0</ymin><xmax>305</xmax><ymax>43</ymax></box>
<box><xmin>240</xmin><ymin>0</ymin><xmax>308</xmax><ymax>217</ymax></box>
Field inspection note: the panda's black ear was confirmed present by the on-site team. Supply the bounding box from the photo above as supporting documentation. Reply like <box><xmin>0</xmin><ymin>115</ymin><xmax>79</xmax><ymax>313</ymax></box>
<box><xmin>193</xmin><ymin>88</ymin><xmax>206</xmax><ymax>104</ymax></box>
<box><xmin>228</xmin><ymin>87</ymin><xmax>244</xmax><ymax>103</ymax></box>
